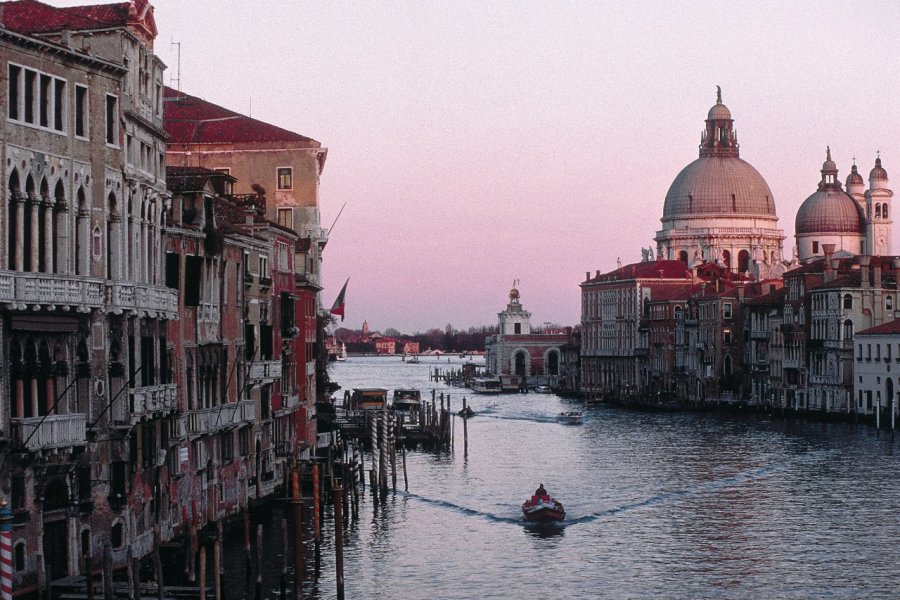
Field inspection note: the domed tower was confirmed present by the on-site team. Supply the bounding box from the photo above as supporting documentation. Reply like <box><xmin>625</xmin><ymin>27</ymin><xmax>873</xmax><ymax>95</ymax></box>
<box><xmin>498</xmin><ymin>282</ymin><xmax>531</xmax><ymax>336</ymax></box>
<box><xmin>795</xmin><ymin>148</ymin><xmax>865</xmax><ymax>262</ymax></box>
<box><xmin>865</xmin><ymin>155</ymin><xmax>893</xmax><ymax>255</ymax></box>
<box><xmin>655</xmin><ymin>88</ymin><xmax>785</xmax><ymax>278</ymax></box>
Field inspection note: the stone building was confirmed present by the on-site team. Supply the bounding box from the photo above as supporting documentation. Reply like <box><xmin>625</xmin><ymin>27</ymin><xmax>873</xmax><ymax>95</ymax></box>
<box><xmin>854</xmin><ymin>319</ymin><xmax>900</xmax><ymax>423</ymax></box>
<box><xmin>0</xmin><ymin>0</ymin><xmax>178</xmax><ymax>590</ymax></box>
<box><xmin>485</xmin><ymin>287</ymin><xmax>571</xmax><ymax>389</ymax></box>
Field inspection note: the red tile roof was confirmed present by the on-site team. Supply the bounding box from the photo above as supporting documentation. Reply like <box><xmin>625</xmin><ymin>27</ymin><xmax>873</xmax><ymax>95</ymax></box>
<box><xmin>0</xmin><ymin>0</ymin><xmax>154</xmax><ymax>36</ymax></box>
<box><xmin>586</xmin><ymin>260</ymin><xmax>692</xmax><ymax>283</ymax></box>
<box><xmin>163</xmin><ymin>86</ymin><xmax>318</xmax><ymax>145</ymax></box>
<box><xmin>858</xmin><ymin>319</ymin><xmax>900</xmax><ymax>336</ymax></box>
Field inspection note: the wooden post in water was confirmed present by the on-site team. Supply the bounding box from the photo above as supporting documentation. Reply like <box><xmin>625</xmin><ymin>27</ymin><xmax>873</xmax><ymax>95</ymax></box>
<box><xmin>255</xmin><ymin>524</ymin><xmax>263</xmax><ymax>600</ymax></box>
<box><xmin>244</xmin><ymin>509</ymin><xmax>252</xmax><ymax>579</ymax></box>
<box><xmin>199</xmin><ymin>545</ymin><xmax>207</xmax><ymax>600</ymax></box>
<box><xmin>130</xmin><ymin>551</ymin><xmax>141</xmax><ymax>600</ymax></box>
<box><xmin>390</xmin><ymin>413</ymin><xmax>397</xmax><ymax>492</ymax></box>
<box><xmin>184</xmin><ymin>506</ymin><xmax>196</xmax><ymax>584</ymax></box>
<box><xmin>293</xmin><ymin>465</ymin><xmax>304</xmax><ymax>600</ymax></box>
<box><xmin>313</xmin><ymin>462</ymin><xmax>322</xmax><ymax>577</ymax></box>
<box><xmin>333</xmin><ymin>484</ymin><xmax>345</xmax><ymax>600</ymax></box>
<box><xmin>379</xmin><ymin>410</ymin><xmax>388</xmax><ymax>495</ymax></box>
<box><xmin>280</xmin><ymin>517</ymin><xmax>288</xmax><ymax>600</ymax></box>
<box><xmin>153</xmin><ymin>526</ymin><xmax>165</xmax><ymax>600</ymax></box>
<box><xmin>400</xmin><ymin>415</ymin><xmax>409</xmax><ymax>492</ymax></box>
<box><xmin>125</xmin><ymin>546</ymin><xmax>135</xmax><ymax>600</ymax></box>
<box><xmin>214</xmin><ymin>523</ymin><xmax>222</xmax><ymax>600</ymax></box>
<box><xmin>84</xmin><ymin>549</ymin><xmax>94</xmax><ymax>600</ymax></box>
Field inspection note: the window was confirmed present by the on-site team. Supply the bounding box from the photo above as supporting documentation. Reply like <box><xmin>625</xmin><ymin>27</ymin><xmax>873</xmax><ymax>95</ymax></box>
<box><xmin>277</xmin><ymin>167</ymin><xmax>293</xmax><ymax>190</ymax></box>
<box><xmin>259</xmin><ymin>255</ymin><xmax>269</xmax><ymax>280</ymax></box>
<box><xmin>723</xmin><ymin>303</ymin><xmax>733</xmax><ymax>319</ymax></box>
<box><xmin>221</xmin><ymin>432</ymin><xmax>234</xmax><ymax>462</ymax></box>
<box><xmin>8</xmin><ymin>64</ymin><xmax>20</xmax><ymax>120</ymax></box>
<box><xmin>74</xmin><ymin>84</ymin><xmax>88</xmax><ymax>138</ymax></box>
<box><xmin>24</xmin><ymin>68</ymin><xmax>36</xmax><ymax>123</ymax></box>
<box><xmin>111</xmin><ymin>523</ymin><xmax>124</xmax><ymax>548</ymax></box>
<box><xmin>239</xmin><ymin>428</ymin><xmax>251</xmax><ymax>457</ymax></box>
<box><xmin>724</xmin><ymin>329</ymin><xmax>732</xmax><ymax>345</ymax></box>
<box><xmin>277</xmin><ymin>208</ymin><xmax>293</xmax><ymax>229</ymax></box>
<box><xmin>812</xmin><ymin>241</ymin><xmax>819</xmax><ymax>254</ymax></box>
<box><xmin>887</xmin><ymin>296</ymin><xmax>894</xmax><ymax>311</ymax></box>
<box><xmin>53</xmin><ymin>78</ymin><xmax>65</xmax><ymax>130</ymax></box>
<box><xmin>843</xmin><ymin>294</ymin><xmax>853</xmax><ymax>310</ymax></box>
<box><xmin>275</xmin><ymin>242</ymin><xmax>289</xmax><ymax>271</ymax></box>
<box><xmin>105</xmin><ymin>94</ymin><xmax>118</xmax><ymax>145</ymax></box>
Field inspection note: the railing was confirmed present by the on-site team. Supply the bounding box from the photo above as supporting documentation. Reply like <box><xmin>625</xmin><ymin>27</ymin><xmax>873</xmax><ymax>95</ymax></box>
<box><xmin>108</xmin><ymin>282</ymin><xmax>179</xmax><ymax>318</ymax></box>
<box><xmin>186</xmin><ymin>401</ymin><xmax>255</xmax><ymax>434</ymax></box>
<box><xmin>248</xmin><ymin>360</ymin><xmax>282</xmax><ymax>381</ymax></box>
<box><xmin>306</xmin><ymin>360</ymin><xmax>316</xmax><ymax>377</ymax></box>
<box><xmin>12</xmin><ymin>413</ymin><xmax>87</xmax><ymax>451</ymax></box>
<box><xmin>282</xmin><ymin>394</ymin><xmax>300</xmax><ymax>410</ymax></box>
<box><xmin>0</xmin><ymin>271</ymin><xmax>104</xmax><ymax>309</ymax></box>
<box><xmin>129</xmin><ymin>384</ymin><xmax>177</xmax><ymax>423</ymax></box>
<box><xmin>199</xmin><ymin>301</ymin><xmax>220</xmax><ymax>323</ymax></box>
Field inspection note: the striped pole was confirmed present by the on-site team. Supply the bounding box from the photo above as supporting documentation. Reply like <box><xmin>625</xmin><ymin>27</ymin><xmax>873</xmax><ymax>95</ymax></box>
<box><xmin>0</xmin><ymin>498</ymin><xmax>13</xmax><ymax>600</ymax></box>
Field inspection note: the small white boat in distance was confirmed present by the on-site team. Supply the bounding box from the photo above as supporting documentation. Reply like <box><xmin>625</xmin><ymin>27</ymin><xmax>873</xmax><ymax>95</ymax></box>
<box><xmin>472</xmin><ymin>377</ymin><xmax>502</xmax><ymax>394</ymax></box>
<box><xmin>534</xmin><ymin>385</ymin><xmax>552</xmax><ymax>393</ymax></box>
<box><xmin>557</xmin><ymin>411</ymin><xmax>583</xmax><ymax>424</ymax></box>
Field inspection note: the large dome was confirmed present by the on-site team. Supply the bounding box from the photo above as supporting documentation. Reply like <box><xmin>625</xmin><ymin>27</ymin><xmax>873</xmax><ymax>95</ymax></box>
<box><xmin>795</xmin><ymin>189</ymin><xmax>864</xmax><ymax>234</ymax></box>
<box><xmin>662</xmin><ymin>156</ymin><xmax>776</xmax><ymax>219</ymax></box>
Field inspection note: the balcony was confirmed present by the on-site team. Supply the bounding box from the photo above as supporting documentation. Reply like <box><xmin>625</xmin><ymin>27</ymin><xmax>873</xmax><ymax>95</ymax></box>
<box><xmin>186</xmin><ymin>401</ymin><xmax>255</xmax><ymax>434</ymax></box>
<box><xmin>128</xmin><ymin>384</ymin><xmax>177</xmax><ymax>424</ymax></box>
<box><xmin>1</xmin><ymin>271</ymin><xmax>104</xmax><ymax>311</ymax></box>
<box><xmin>12</xmin><ymin>413</ymin><xmax>86</xmax><ymax>451</ymax></box>
<box><xmin>248</xmin><ymin>360</ymin><xmax>282</xmax><ymax>382</ymax></box>
<box><xmin>107</xmin><ymin>282</ymin><xmax>179</xmax><ymax>319</ymax></box>
<box><xmin>282</xmin><ymin>394</ymin><xmax>300</xmax><ymax>410</ymax></box>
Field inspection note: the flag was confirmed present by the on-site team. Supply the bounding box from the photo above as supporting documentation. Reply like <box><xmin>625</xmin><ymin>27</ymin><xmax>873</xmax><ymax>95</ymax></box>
<box><xmin>330</xmin><ymin>278</ymin><xmax>349</xmax><ymax>321</ymax></box>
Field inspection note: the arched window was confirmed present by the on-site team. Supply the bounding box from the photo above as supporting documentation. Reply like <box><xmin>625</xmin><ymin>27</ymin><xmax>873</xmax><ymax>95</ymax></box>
<box><xmin>547</xmin><ymin>350</ymin><xmax>559</xmax><ymax>376</ymax></box>
<box><xmin>843</xmin><ymin>294</ymin><xmax>853</xmax><ymax>310</ymax></box>
<box><xmin>76</xmin><ymin>187</ymin><xmax>87</xmax><ymax>275</ymax></box>
<box><xmin>42</xmin><ymin>478</ymin><xmax>69</xmax><ymax>511</ymax></box>
<box><xmin>643</xmin><ymin>296</ymin><xmax>650</xmax><ymax>317</ymax></box>
<box><xmin>14</xmin><ymin>542</ymin><xmax>25</xmax><ymax>571</ymax></box>
<box><xmin>24</xmin><ymin>174</ymin><xmax>35</xmax><ymax>271</ymax></box>
<box><xmin>723</xmin><ymin>354</ymin><xmax>733</xmax><ymax>377</ymax></box>
<box><xmin>887</xmin><ymin>296</ymin><xmax>894</xmax><ymax>311</ymax></box>
<box><xmin>738</xmin><ymin>249</ymin><xmax>750</xmax><ymax>273</ymax></box>
<box><xmin>514</xmin><ymin>351</ymin><xmax>527</xmax><ymax>377</ymax></box>
<box><xmin>8</xmin><ymin>170</ymin><xmax>20</xmax><ymax>270</ymax></box>
<box><xmin>107</xmin><ymin>192</ymin><xmax>117</xmax><ymax>279</ymax></box>
<box><xmin>876</xmin><ymin>204</ymin><xmax>882</xmax><ymax>218</ymax></box>
<box><xmin>722</xmin><ymin>250</ymin><xmax>731</xmax><ymax>270</ymax></box>
<box><xmin>843</xmin><ymin>320</ymin><xmax>853</xmax><ymax>340</ymax></box>
<box><xmin>678</xmin><ymin>250</ymin><xmax>688</xmax><ymax>265</ymax></box>
<box><xmin>884</xmin><ymin>205</ymin><xmax>889</xmax><ymax>219</ymax></box>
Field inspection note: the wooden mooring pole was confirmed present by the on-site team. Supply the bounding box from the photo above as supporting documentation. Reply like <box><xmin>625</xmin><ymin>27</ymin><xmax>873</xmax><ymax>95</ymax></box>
<box><xmin>199</xmin><ymin>545</ymin><xmax>207</xmax><ymax>600</ymax></box>
<box><xmin>280</xmin><ymin>517</ymin><xmax>288</xmax><ymax>600</ymax></box>
<box><xmin>255</xmin><ymin>524</ymin><xmax>263</xmax><ymax>600</ymax></box>
<box><xmin>293</xmin><ymin>465</ymin><xmax>304</xmax><ymax>600</ymax></box>
<box><xmin>313</xmin><ymin>462</ymin><xmax>322</xmax><ymax>577</ymax></box>
<box><xmin>333</xmin><ymin>484</ymin><xmax>345</xmax><ymax>600</ymax></box>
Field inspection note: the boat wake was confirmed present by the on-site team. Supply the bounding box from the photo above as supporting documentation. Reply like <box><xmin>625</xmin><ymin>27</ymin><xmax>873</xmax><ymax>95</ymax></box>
<box><xmin>398</xmin><ymin>491</ymin><xmax>522</xmax><ymax>524</ymax></box>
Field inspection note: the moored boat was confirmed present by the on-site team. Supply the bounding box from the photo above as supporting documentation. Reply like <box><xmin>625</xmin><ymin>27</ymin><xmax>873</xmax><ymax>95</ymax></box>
<box><xmin>472</xmin><ymin>377</ymin><xmax>502</xmax><ymax>394</ymax></box>
<box><xmin>534</xmin><ymin>385</ymin><xmax>552</xmax><ymax>393</ymax></box>
<box><xmin>522</xmin><ymin>485</ymin><xmax>565</xmax><ymax>522</ymax></box>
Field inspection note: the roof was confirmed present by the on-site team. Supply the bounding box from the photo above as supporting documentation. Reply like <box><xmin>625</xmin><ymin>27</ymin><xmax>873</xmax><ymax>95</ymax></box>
<box><xmin>858</xmin><ymin>319</ymin><xmax>900</xmax><ymax>336</ymax></box>
<box><xmin>663</xmin><ymin>156</ymin><xmax>776</xmax><ymax>219</ymax></box>
<box><xmin>0</xmin><ymin>0</ymin><xmax>156</xmax><ymax>39</ymax></box>
<box><xmin>795</xmin><ymin>188</ymin><xmax>864</xmax><ymax>234</ymax></box>
<box><xmin>166</xmin><ymin>166</ymin><xmax>234</xmax><ymax>194</ymax></box>
<box><xmin>585</xmin><ymin>260</ymin><xmax>692</xmax><ymax>284</ymax></box>
<box><xmin>743</xmin><ymin>286</ymin><xmax>787</xmax><ymax>306</ymax></box>
<box><xmin>163</xmin><ymin>86</ymin><xmax>318</xmax><ymax>145</ymax></box>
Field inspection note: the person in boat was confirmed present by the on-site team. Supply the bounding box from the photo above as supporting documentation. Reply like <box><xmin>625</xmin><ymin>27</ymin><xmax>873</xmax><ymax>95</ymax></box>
<box><xmin>534</xmin><ymin>483</ymin><xmax>549</xmax><ymax>499</ymax></box>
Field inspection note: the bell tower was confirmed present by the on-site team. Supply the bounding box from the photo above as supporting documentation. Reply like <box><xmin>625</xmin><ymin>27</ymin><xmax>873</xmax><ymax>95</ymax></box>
<box><xmin>865</xmin><ymin>155</ymin><xmax>893</xmax><ymax>255</ymax></box>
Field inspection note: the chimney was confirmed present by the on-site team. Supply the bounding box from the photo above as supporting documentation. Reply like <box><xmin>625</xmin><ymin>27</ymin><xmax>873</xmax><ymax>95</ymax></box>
<box><xmin>586</xmin><ymin>271</ymin><xmax>590</xmax><ymax>282</ymax></box>
<box><xmin>823</xmin><ymin>244</ymin><xmax>835</xmax><ymax>282</ymax></box>
<box><xmin>860</xmin><ymin>255</ymin><xmax>871</xmax><ymax>287</ymax></box>
<box><xmin>61</xmin><ymin>29</ymin><xmax>72</xmax><ymax>48</ymax></box>
<box><xmin>596</xmin><ymin>270</ymin><xmax>601</xmax><ymax>278</ymax></box>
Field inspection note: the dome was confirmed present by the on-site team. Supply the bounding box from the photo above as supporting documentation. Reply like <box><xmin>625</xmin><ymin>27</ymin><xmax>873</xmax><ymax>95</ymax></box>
<box><xmin>795</xmin><ymin>189</ymin><xmax>865</xmax><ymax>234</ymax></box>
<box><xmin>707</xmin><ymin>102</ymin><xmax>732</xmax><ymax>121</ymax></box>
<box><xmin>662</xmin><ymin>156</ymin><xmax>776</xmax><ymax>218</ymax></box>
<box><xmin>870</xmin><ymin>157</ymin><xmax>888</xmax><ymax>181</ymax></box>
<box><xmin>846</xmin><ymin>163</ymin><xmax>864</xmax><ymax>186</ymax></box>
<box><xmin>509</xmin><ymin>288</ymin><xmax>520</xmax><ymax>301</ymax></box>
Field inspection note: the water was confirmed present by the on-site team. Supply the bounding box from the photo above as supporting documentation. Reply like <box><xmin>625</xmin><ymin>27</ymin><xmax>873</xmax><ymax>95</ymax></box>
<box><xmin>230</xmin><ymin>356</ymin><xmax>900</xmax><ymax>599</ymax></box>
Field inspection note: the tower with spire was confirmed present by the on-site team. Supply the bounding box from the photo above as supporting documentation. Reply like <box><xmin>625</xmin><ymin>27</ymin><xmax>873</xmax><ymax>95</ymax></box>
<box><xmin>865</xmin><ymin>154</ymin><xmax>893</xmax><ymax>256</ymax></box>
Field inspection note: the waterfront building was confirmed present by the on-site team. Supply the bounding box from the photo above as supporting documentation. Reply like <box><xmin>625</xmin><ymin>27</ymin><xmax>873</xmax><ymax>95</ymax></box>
<box><xmin>580</xmin><ymin>261</ymin><xmax>692</xmax><ymax>397</ymax></box>
<box><xmin>646</xmin><ymin>283</ymin><xmax>699</xmax><ymax>397</ymax></box>
<box><xmin>743</xmin><ymin>286</ymin><xmax>786</xmax><ymax>407</ymax></box>
<box><xmin>375</xmin><ymin>338</ymin><xmax>397</xmax><ymax>355</ymax></box>
<box><xmin>485</xmin><ymin>286</ymin><xmax>571</xmax><ymax>389</ymax></box>
<box><xmin>854</xmin><ymin>319</ymin><xmax>900</xmax><ymax>423</ymax></box>
<box><xmin>654</xmin><ymin>89</ymin><xmax>785</xmax><ymax>278</ymax></box>
<box><xmin>0</xmin><ymin>0</ymin><xmax>178</xmax><ymax>590</ymax></box>
<box><xmin>795</xmin><ymin>150</ymin><xmax>893</xmax><ymax>262</ymax></box>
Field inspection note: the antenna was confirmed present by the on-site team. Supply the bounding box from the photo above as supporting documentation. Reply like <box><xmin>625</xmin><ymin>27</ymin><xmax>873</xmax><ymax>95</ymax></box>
<box><xmin>170</xmin><ymin>40</ymin><xmax>181</xmax><ymax>90</ymax></box>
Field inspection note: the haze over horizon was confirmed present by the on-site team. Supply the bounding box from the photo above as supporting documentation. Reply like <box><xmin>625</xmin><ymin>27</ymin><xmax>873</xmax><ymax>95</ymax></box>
<box><xmin>50</xmin><ymin>0</ymin><xmax>900</xmax><ymax>332</ymax></box>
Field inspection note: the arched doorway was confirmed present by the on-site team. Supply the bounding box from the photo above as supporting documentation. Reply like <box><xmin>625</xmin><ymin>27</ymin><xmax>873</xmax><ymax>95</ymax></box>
<box><xmin>738</xmin><ymin>249</ymin><xmax>750</xmax><ymax>273</ymax></box>
<box><xmin>547</xmin><ymin>350</ymin><xmax>559</xmax><ymax>376</ymax></box>
<box><xmin>42</xmin><ymin>478</ymin><xmax>70</xmax><ymax>580</ymax></box>
<box><xmin>514</xmin><ymin>351</ymin><xmax>527</xmax><ymax>378</ymax></box>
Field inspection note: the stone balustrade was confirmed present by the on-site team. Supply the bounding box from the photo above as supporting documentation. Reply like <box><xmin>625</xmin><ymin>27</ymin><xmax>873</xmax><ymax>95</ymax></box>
<box><xmin>12</xmin><ymin>413</ymin><xmax>87</xmax><ymax>451</ymax></box>
<box><xmin>0</xmin><ymin>270</ymin><xmax>104</xmax><ymax>310</ymax></box>
<box><xmin>129</xmin><ymin>384</ymin><xmax>178</xmax><ymax>423</ymax></box>
<box><xmin>108</xmin><ymin>282</ymin><xmax>179</xmax><ymax>318</ymax></box>
<box><xmin>248</xmin><ymin>360</ymin><xmax>282</xmax><ymax>382</ymax></box>
<box><xmin>186</xmin><ymin>400</ymin><xmax>256</xmax><ymax>434</ymax></box>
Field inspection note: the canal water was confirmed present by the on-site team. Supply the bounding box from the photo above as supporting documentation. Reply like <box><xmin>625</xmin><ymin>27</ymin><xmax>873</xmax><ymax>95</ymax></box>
<box><xmin>228</xmin><ymin>356</ymin><xmax>900</xmax><ymax>599</ymax></box>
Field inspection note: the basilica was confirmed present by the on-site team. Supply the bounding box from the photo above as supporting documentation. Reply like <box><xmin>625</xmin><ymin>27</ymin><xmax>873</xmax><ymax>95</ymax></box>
<box><xmin>583</xmin><ymin>90</ymin><xmax>898</xmax><ymax>421</ymax></box>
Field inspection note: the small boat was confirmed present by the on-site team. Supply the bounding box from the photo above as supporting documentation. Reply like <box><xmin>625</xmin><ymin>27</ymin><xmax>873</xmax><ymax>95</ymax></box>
<box><xmin>557</xmin><ymin>411</ymin><xmax>583</xmax><ymax>424</ymax></box>
<box><xmin>534</xmin><ymin>385</ymin><xmax>552</xmax><ymax>393</ymax></box>
<box><xmin>458</xmin><ymin>405</ymin><xmax>474</xmax><ymax>418</ymax></box>
<box><xmin>336</xmin><ymin>343</ymin><xmax>347</xmax><ymax>362</ymax></box>
<box><xmin>522</xmin><ymin>489</ymin><xmax>565</xmax><ymax>522</ymax></box>
<box><xmin>471</xmin><ymin>377</ymin><xmax>502</xmax><ymax>394</ymax></box>
<box><xmin>392</xmin><ymin>389</ymin><xmax>421</xmax><ymax>413</ymax></box>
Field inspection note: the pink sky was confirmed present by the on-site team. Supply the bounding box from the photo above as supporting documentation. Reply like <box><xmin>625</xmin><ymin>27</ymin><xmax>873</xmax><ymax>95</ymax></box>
<box><xmin>52</xmin><ymin>1</ymin><xmax>900</xmax><ymax>332</ymax></box>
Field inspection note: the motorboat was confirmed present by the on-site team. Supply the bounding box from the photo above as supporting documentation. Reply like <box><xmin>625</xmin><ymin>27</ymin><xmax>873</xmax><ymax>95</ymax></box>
<box><xmin>534</xmin><ymin>385</ymin><xmax>552</xmax><ymax>393</ymax></box>
<box><xmin>556</xmin><ymin>411</ymin><xmax>583</xmax><ymax>424</ymax></box>
<box><xmin>522</xmin><ymin>491</ymin><xmax>565</xmax><ymax>523</ymax></box>
<box><xmin>392</xmin><ymin>389</ymin><xmax>421</xmax><ymax>413</ymax></box>
<box><xmin>336</xmin><ymin>343</ymin><xmax>347</xmax><ymax>362</ymax></box>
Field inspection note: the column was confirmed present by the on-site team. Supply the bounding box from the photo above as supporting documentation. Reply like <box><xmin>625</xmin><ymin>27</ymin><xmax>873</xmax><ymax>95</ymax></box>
<box><xmin>77</xmin><ymin>207</ymin><xmax>90</xmax><ymax>276</ymax></box>
<box><xmin>14</xmin><ymin>195</ymin><xmax>25</xmax><ymax>272</ymax></box>
<box><xmin>43</xmin><ymin>199</ymin><xmax>54</xmax><ymax>273</ymax></box>
<box><xmin>109</xmin><ymin>214</ymin><xmax>121</xmax><ymax>280</ymax></box>
<box><xmin>141</xmin><ymin>218</ymin><xmax>148</xmax><ymax>284</ymax></box>
<box><xmin>29</xmin><ymin>196</ymin><xmax>39</xmax><ymax>272</ymax></box>
<box><xmin>55</xmin><ymin>202</ymin><xmax>69</xmax><ymax>274</ymax></box>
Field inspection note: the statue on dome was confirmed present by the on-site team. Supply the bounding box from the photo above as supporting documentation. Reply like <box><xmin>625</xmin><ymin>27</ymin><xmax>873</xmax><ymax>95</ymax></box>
<box><xmin>641</xmin><ymin>247</ymin><xmax>650</xmax><ymax>262</ymax></box>
<box><xmin>648</xmin><ymin>247</ymin><xmax>654</xmax><ymax>261</ymax></box>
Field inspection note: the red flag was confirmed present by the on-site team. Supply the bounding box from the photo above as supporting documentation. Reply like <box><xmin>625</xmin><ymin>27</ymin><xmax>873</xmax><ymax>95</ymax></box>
<box><xmin>330</xmin><ymin>278</ymin><xmax>349</xmax><ymax>321</ymax></box>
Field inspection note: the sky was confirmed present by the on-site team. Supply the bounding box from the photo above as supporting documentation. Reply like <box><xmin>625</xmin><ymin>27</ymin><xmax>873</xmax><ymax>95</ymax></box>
<box><xmin>51</xmin><ymin>1</ymin><xmax>900</xmax><ymax>332</ymax></box>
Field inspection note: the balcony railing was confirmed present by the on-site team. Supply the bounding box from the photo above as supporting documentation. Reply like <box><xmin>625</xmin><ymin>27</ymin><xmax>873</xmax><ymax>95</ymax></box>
<box><xmin>0</xmin><ymin>271</ymin><xmax>104</xmax><ymax>310</ymax></box>
<box><xmin>129</xmin><ymin>384</ymin><xmax>177</xmax><ymax>423</ymax></box>
<box><xmin>11</xmin><ymin>414</ymin><xmax>87</xmax><ymax>451</ymax></box>
<box><xmin>107</xmin><ymin>282</ymin><xmax>179</xmax><ymax>318</ymax></box>
<box><xmin>248</xmin><ymin>360</ymin><xmax>282</xmax><ymax>382</ymax></box>
<box><xmin>186</xmin><ymin>400</ymin><xmax>255</xmax><ymax>434</ymax></box>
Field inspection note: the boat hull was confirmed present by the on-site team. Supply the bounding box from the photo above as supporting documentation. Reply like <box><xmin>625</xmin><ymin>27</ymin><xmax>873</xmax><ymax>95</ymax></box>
<box><xmin>522</xmin><ymin>499</ymin><xmax>566</xmax><ymax>522</ymax></box>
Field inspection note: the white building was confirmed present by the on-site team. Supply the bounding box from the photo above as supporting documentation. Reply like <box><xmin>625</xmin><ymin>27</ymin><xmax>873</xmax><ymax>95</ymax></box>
<box><xmin>854</xmin><ymin>318</ymin><xmax>900</xmax><ymax>427</ymax></box>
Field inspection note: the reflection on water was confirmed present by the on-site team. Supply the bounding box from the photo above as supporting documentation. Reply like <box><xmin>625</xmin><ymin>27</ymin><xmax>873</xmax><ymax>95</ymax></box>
<box><xmin>226</xmin><ymin>356</ymin><xmax>900</xmax><ymax>599</ymax></box>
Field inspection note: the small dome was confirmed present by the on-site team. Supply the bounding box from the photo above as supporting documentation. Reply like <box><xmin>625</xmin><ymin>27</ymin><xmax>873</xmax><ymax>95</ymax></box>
<box><xmin>846</xmin><ymin>163</ymin><xmax>864</xmax><ymax>186</ymax></box>
<box><xmin>707</xmin><ymin>102</ymin><xmax>732</xmax><ymax>121</ymax></box>
<box><xmin>870</xmin><ymin>157</ymin><xmax>888</xmax><ymax>181</ymax></box>
<box><xmin>509</xmin><ymin>288</ymin><xmax>520</xmax><ymax>301</ymax></box>
<box><xmin>795</xmin><ymin>189</ymin><xmax>865</xmax><ymax>234</ymax></box>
